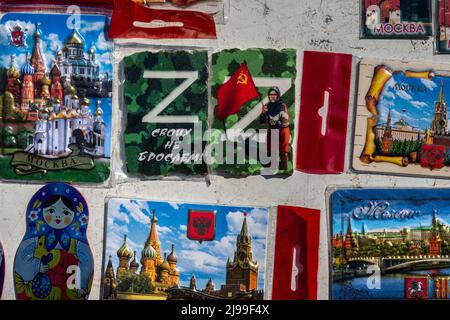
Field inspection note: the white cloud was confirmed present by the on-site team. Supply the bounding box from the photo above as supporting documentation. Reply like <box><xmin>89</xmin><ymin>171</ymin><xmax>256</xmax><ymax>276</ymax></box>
<box><xmin>157</xmin><ymin>225</ymin><xmax>172</xmax><ymax>235</ymax></box>
<box><xmin>95</xmin><ymin>32</ymin><xmax>112</xmax><ymax>51</ymax></box>
<box><xmin>80</xmin><ymin>21</ymin><xmax>105</xmax><ymax>34</ymax></box>
<box><xmin>179</xmin><ymin>224</ymin><xmax>187</xmax><ymax>231</ymax></box>
<box><xmin>178</xmin><ymin>250</ymin><xmax>223</xmax><ymax>274</ymax></box>
<box><xmin>383</xmin><ymin>91</ymin><xmax>396</xmax><ymax>100</ymax></box>
<box><xmin>410</xmin><ymin>100</ymin><xmax>428</xmax><ymax>108</ymax></box>
<box><xmin>108</xmin><ymin>198</ymin><xmax>151</xmax><ymax>226</ymax></box>
<box><xmin>421</xmin><ymin>78</ymin><xmax>437</xmax><ymax>91</ymax></box>
<box><xmin>47</xmin><ymin>33</ymin><xmax>63</xmax><ymax>52</ymax></box>
<box><xmin>396</xmin><ymin>90</ymin><xmax>413</xmax><ymax>101</ymax></box>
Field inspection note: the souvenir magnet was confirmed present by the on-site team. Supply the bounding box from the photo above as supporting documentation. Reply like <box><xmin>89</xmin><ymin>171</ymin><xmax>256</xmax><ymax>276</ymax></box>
<box><xmin>0</xmin><ymin>12</ymin><xmax>113</xmax><ymax>183</ymax></box>
<box><xmin>331</xmin><ymin>188</ymin><xmax>450</xmax><ymax>300</ymax></box>
<box><xmin>438</xmin><ymin>0</ymin><xmax>450</xmax><ymax>53</ymax></box>
<box><xmin>211</xmin><ymin>48</ymin><xmax>297</xmax><ymax>177</ymax></box>
<box><xmin>123</xmin><ymin>50</ymin><xmax>209</xmax><ymax>177</ymax></box>
<box><xmin>14</xmin><ymin>182</ymin><xmax>94</xmax><ymax>300</ymax></box>
<box><xmin>296</xmin><ymin>51</ymin><xmax>352</xmax><ymax>174</ymax></box>
<box><xmin>102</xmin><ymin>198</ymin><xmax>269</xmax><ymax>300</ymax></box>
<box><xmin>131</xmin><ymin>0</ymin><xmax>227</xmax><ymax>24</ymax></box>
<box><xmin>272</xmin><ymin>205</ymin><xmax>320</xmax><ymax>300</ymax></box>
<box><xmin>0</xmin><ymin>241</ymin><xmax>4</xmax><ymax>298</ymax></box>
<box><xmin>109</xmin><ymin>0</ymin><xmax>217</xmax><ymax>41</ymax></box>
<box><xmin>353</xmin><ymin>59</ymin><xmax>450</xmax><ymax>178</ymax></box>
<box><xmin>361</xmin><ymin>0</ymin><xmax>432</xmax><ymax>38</ymax></box>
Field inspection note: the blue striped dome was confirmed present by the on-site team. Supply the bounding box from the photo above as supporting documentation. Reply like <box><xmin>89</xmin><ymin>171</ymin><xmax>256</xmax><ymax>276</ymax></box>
<box><xmin>22</xmin><ymin>62</ymin><xmax>35</xmax><ymax>75</ymax></box>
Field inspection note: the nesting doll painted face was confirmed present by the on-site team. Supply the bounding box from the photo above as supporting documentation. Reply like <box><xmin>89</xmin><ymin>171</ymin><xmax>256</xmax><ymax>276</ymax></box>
<box><xmin>0</xmin><ymin>241</ymin><xmax>4</xmax><ymax>298</ymax></box>
<box><xmin>14</xmin><ymin>183</ymin><xmax>94</xmax><ymax>300</ymax></box>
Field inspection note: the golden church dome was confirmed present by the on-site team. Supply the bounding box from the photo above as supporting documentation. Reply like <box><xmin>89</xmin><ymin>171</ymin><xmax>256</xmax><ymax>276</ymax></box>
<box><xmin>48</xmin><ymin>112</ymin><xmax>57</xmax><ymax>121</ymax></box>
<box><xmin>56</xmin><ymin>110</ymin><xmax>67</xmax><ymax>119</ymax></box>
<box><xmin>7</xmin><ymin>65</ymin><xmax>19</xmax><ymax>79</ymax></box>
<box><xmin>40</xmin><ymin>74</ymin><xmax>51</xmax><ymax>86</ymax></box>
<box><xmin>160</xmin><ymin>253</ymin><xmax>170</xmax><ymax>271</ymax></box>
<box><xmin>64</xmin><ymin>84</ymin><xmax>77</xmax><ymax>96</ymax></box>
<box><xmin>81</xmin><ymin>97</ymin><xmax>90</xmax><ymax>106</ymax></box>
<box><xmin>66</xmin><ymin>29</ymin><xmax>84</xmax><ymax>46</ymax></box>
<box><xmin>66</xmin><ymin>109</ymin><xmax>79</xmax><ymax>119</ymax></box>
<box><xmin>117</xmin><ymin>235</ymin><xmax>134</xmax><ymax>259</ymax></box>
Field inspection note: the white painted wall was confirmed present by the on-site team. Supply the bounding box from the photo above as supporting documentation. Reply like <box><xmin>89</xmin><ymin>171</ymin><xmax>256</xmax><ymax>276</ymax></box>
<box><xmin>1</xmin><ymin>0</ymin><xmax>449</xmax><ymax>300</ymax></box>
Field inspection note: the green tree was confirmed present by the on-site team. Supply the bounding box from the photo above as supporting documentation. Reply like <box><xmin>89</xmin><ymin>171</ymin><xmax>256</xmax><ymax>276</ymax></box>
<box><xmin>16</xmin><ymin>129</ymin><xmax>31</xmax><ymax>149</ymax></box>
<box><xmin>1</xmin><ymin>126</ymin><xmax>17</xmax><ymax>148</ymax></box>
<box><xmin>117</xmin><ymin>272</ymin><xmax>153</xmax><ymax>294</ymax></box>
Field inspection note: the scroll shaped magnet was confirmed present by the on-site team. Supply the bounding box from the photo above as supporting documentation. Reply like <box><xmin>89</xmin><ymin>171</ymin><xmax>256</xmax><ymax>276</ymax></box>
<box><xmin>0</xmin><ymin>241</ymin><xmax>4</xmax><ymax>298</ymax></box>
<box><xmin>296</xmin><ymin>51</ymin><xmax>352</xmax><ymax>174</ymax></box>
<box><xmin>272</xmin><ymin>205</ymin><xmax>320</xmax><ymax>300</ymax></box>
<box><xmin>14</xmin><ymin>183</ymin><xmax>94</xmax><ymax>300</ymax></box>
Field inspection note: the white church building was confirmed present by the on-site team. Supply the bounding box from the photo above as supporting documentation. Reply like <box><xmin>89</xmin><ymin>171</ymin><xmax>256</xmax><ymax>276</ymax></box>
<box><xmin>26</xmin><ymin>89</ymin><xmax>106</xmax><ymax>158</ymax></box>
<box><xmin>55</xmin><ymin>29</ymin><xmax>100</xmax><ymax>82</ymax></box>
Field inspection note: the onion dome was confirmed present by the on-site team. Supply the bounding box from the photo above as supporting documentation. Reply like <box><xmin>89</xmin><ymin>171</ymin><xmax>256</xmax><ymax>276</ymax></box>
<box><xmin>67</xmin><ymin>109</ymin><xmax>79</xmax><ymax>119</ymax></box>
<box><xmin>39</xmin><ymin>108</ymin><xmax>49</xmax><ymax>120</ymax></box>
<box><xmin>81</xmin><ymin>97</ymin><xmax>90</xmax><ymax>106</ymax></box>
<box><xmin>7</xmin><ymin>55</ymin><xmax>19</xmax><ymax>78</ymax></box>
<box><xmin>167</xmin><ymin>244</ymin><xmax>177</xmax><ymax>263</ymax></box>
<box><xmin>142</xmin><ymin>242</ymin><xmax>156</xmax><ymax>259</ymax></box>
<box><xmin>50</xmin><ymin>64</ymin><xmax>61</xmax><ymax>77</ymax></box>
<box><xmin>56</xmin><ymin>109</ymin><xmax>67</xmax><ymax>119</ymax></box>
<box><xmin>160</xmin><ymin>253</ymin><xmax>170</xmax><ymax>271</ymax></box>
<box><xmin>64</xmin><ymin>84</ymin><xmax>77</xmax><ymax>96</ymax></box>
<box><xmin>73</xmin><ymin>95</ymin><xmax>79</xmax><ymax>100</ymax></box>
<box><xmin>89</xmin><ymin>42</ymin><xmax>96</xmax><ymax>54</ymax></box>
<box><xmin>22</xmin><ymin>54</ymin><xmax>35</xmax><ymax>75</ymax></box>
<box><xmin>117</xmin><ymin>235</ymin><xmax>134</xmax><ymax>259</ymax></box>
<box><xmin>48</xmin><ymin>111</ymin><xmax>57</xmax><ymax>121</ymax></box>
<box><xmin>130</xmin><ymin>251</ymin><xmax>139</xmax><ymax>269</ymax></box>
<box><xmin>95</xmin><ymin>106</ymin><xmax>103</xmax><ymax>116</ymax></box>
<box><xmin>66</xmin><ymin>29</ymin><xmax>84</xmax><ymax>46</ymax></box>
<box><xmin>40</xmin><ymin>74</ymin><xmax>51</xmax><ymax>86</ymax></box>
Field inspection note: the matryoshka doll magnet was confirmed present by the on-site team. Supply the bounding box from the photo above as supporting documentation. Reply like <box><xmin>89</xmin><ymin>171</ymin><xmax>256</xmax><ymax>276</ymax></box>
<box><xmin>14</xmin><ymin>183</ymin><xmax>94</xmax><ymax>300</ymax></box>
<box><xmin>0</xmin><ymin>241</ymin><xmax>4</xmax><ymax>298</ymax></box>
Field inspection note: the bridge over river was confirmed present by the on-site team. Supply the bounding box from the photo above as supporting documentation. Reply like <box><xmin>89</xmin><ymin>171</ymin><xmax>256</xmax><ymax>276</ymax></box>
<box><xmin>347</xmin><ymin>255</ymin><xmax>450</xmax><ymax>273</ymax></box>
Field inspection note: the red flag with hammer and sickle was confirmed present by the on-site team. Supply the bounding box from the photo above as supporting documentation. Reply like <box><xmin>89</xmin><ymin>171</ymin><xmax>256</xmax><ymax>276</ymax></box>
<box><xmin>217</xmin><ymin>63</ymin><xmax>259</xmax><ymax>121</ymax></box>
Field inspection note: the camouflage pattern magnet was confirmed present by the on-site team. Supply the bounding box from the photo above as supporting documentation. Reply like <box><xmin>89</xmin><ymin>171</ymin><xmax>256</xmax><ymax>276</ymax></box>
<box><xmin>123</xmin><ymin>51</ymin><xmax>208</xmax><ymax>177</ymax></box>
<box><xmin>211</xmin><ymin>49</ymin><xmax>297</xmax><ymax>177</ymax></box>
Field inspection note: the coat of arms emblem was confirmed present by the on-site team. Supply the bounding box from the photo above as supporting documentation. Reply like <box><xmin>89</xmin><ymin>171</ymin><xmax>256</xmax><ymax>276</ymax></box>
<box><xmin>187</xmin><ymin>210</ymin><xmax>216</xmax><ymax>242</ymax></box>
<box><xmin>9</xmin><ymin>25</ymin><xmax>28</xmax><ymax>47</ymax></box>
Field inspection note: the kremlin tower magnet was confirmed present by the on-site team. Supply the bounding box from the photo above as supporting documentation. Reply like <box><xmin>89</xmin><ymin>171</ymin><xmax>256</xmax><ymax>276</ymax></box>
<box><xmin>352</xmin><ymin>58</ymin><xmax>450</xmax><ymax>179</ymax></box>
<box><xmin>13</xmin><ymin>182</ymin><xmax>94</xmax><ymax>300</ymax></box>
<box><xmin>0</xmin><ymin>12</ymin><xmax>113</xmax><ymax>184</ymax></box>
<box><xmin>102</xmin><ymin>198</ymin><xmax>269</xmax><ymax>300</ymax></box>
